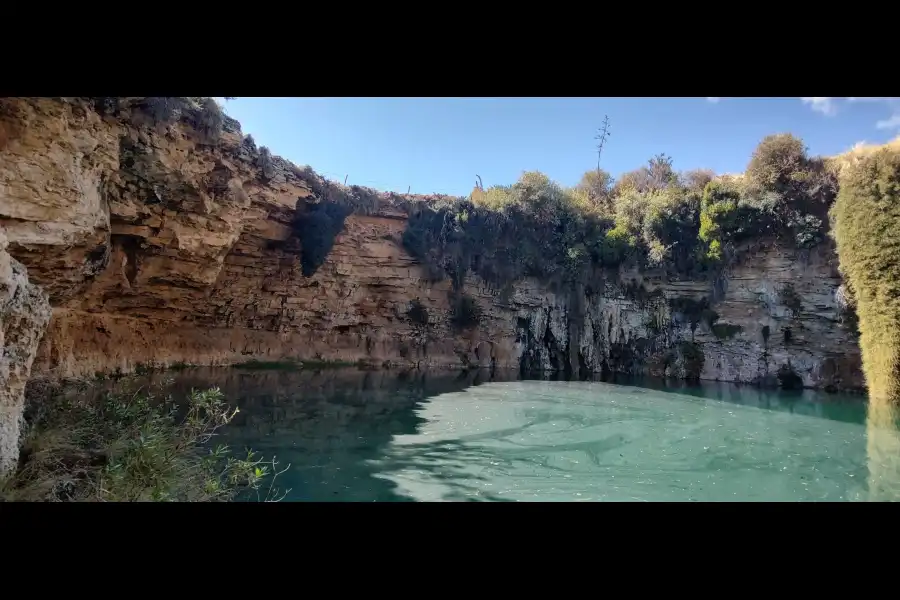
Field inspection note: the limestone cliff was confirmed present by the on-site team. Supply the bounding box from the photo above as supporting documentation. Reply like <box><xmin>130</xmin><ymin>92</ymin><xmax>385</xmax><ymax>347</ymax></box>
<box><xmin>0</xmin><ymin>230</ymin><xmax>51</xmax><ymax>473</ymax></box>
<box><xmin>0</xmin><ymin>97</ymin><xmax>863</xmax><ymax>392</ymax></box>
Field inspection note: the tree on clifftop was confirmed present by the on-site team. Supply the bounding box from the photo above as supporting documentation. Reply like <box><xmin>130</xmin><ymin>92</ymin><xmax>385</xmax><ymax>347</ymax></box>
<box><xmin>831</xmin><ymin>148</ymin><xmax>900</xmax><ymax>404</ymax></box>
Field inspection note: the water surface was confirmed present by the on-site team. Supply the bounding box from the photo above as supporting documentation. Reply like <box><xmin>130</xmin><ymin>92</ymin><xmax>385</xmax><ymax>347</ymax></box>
<box><xmin>101</xmin><ymin>368</ymin><xmax>900</xmax><ymax>502</ymax></box>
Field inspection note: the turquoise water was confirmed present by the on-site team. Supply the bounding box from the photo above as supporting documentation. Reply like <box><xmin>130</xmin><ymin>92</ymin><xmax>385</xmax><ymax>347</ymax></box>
<box><xmin>129</xmin><ymin>368</ymin><xmax>900</xmax><ymax>502</ymax></box>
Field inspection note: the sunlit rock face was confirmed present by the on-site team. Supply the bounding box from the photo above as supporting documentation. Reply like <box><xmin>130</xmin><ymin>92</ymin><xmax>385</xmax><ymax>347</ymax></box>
<box><xmin>0</xmin><ymin>97</ymin><xmax>862</xmax><ymax>391</ymax></box>
<box><xmin>0</xmin><ymin>230</ymin><xmax>51</xmax><ymax>473</ymax></box>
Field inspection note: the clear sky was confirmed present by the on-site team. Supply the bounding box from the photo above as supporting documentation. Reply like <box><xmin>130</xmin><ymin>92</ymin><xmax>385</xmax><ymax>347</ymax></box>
<box><xmin>217</xmin><ymin>97</ymin><xmax>900</xmax><ymax>197</ymax></box>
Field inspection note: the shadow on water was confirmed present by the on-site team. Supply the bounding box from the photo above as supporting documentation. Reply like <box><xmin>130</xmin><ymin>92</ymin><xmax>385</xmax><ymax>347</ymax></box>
<box><xmin>96</xmin><ymin>367</ymin><xmax>522</xmax><ymax>502</ymax></box>
<box><xmin>75</xmin><ymin>365</ymin><xmax>877</xmax><ymax>501</ymax></box>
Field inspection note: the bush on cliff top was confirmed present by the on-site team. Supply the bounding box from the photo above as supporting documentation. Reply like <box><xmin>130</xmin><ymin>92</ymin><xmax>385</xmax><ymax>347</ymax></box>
<box><xmin>830</xmin><ymin>147</ymin><xmax>900</xmax><ymax>403</ymax></box>
<box><xmin>398</xmin><ymin>132</ymin><xmax>837</xmax><ymax>291</ymax></box>
<box><xmin>0</xmin><ymin>384</ymin><xmax>288</xmax><ymax>502</ymax></box>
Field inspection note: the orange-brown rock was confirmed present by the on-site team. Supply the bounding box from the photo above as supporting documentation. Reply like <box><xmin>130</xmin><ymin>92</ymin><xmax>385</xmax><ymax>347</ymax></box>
<box><xmin>0</xmin><ymin>97</ymin><xmax>863</xmax><ymax>394</ymax></box>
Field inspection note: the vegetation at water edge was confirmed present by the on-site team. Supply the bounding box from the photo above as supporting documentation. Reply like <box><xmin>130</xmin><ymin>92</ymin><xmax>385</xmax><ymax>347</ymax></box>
<box><xmin>0</xmin><ymin>383</ymin><xmax>289</xmax><ymax>502</ymax></box>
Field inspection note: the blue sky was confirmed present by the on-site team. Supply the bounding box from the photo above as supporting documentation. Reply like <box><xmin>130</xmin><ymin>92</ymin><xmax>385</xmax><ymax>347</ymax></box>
<box><xmin>217</xmin><ymin>97</ymin><xmax>900</xmax><ymax>197</ymax></box>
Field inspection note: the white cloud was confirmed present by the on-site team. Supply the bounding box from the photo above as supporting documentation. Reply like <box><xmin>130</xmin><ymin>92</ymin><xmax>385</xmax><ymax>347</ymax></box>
<box><xmin>706</xmin><ymin>97</ymin><xmax>720</xmax><ymax>103</ymax></box>
<box><xmin>876</xmin><ymin>113</ymin><xmax>900</xmax><ymax>130</ymax></box>
<box><xmin>799</xmin><ymin>97</ymin><xmax>900</xmax><ymax>130</ymax></box>
<box><xmin>801</xmin><ymin>97</ymin><xmax>838</xmax><ymax>116</ymax></box>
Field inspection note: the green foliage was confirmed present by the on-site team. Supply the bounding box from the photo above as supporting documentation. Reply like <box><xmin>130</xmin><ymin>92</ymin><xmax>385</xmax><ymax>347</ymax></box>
<box><xmin>574</xmin><ymin>169</ymin><xmax>614</xmax><ymax>214</ymax></box>
<box><xmin>678</xmin><ymin>341</ymin><xmax>705</xmax><ymax>380</ymax></box>
<box><xmin>282</xmin><ymin>131</ymin><xmax>842</xmax><ymax>291</ymax></box>
<box><xmin>746</xmin><ymin>134</ymin><xmax>809</xmax><ymax>194</ymax></box>
<box><xmin>742</xmin><ymin>133</ymin><xmax>834</xmax><ymax>243</ymax></box>
<box><xmin>1</xmin><ymin>386</ymin><xmax>288</xmax><ymax>502</ymax></box>
<box><xmin>470</xmin><ymin>185</ymin><xmax>515</xmax><ymax>210</ymax></box>
<box><xmin>699</xmin><ymin>181</ymin><xmax>740</xmax><ymax>262</ymax></box>
<box><xmin>831</xmin><ymin>147</ymin><xmax>900</xmax><ymax>403</ymax></box>
<box><xmin>639</xmin><ymin>186</ymin><xmax>701</xmax><ymax>269</ymax></box>
<box><xmin>404</xmin><ymin>171</ymin><xmax>615</xmax><ymax>289</ymax></box>
<box><xmin>788</xmin><ymin>212</ymin><xmax>824</xmax><ymax>248</ymax></box>
<box><xmin>597</xmin><ymin>225</ymin><xmax>635</xmax><ymax>266</ymax></box>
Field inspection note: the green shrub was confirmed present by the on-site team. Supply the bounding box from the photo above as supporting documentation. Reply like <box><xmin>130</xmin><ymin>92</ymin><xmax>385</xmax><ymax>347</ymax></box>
<box><xmin>699</xmin><ymin>198</ymin><xmax>737</xmax><ymax>261</ymax></box>
<box><xmin>595</xmin><ymin>225</ymin><xmax>634</xmax><ymax>266</ymax></box>
<box><xmin>831</xmin><ymin>147</ymin><xmax>900</xmax><ymax>403</ymax></box>
<box><xmin>746</xmin><ymin>133</ymin><xmax>809</xmax><ymax>194</ymax></box>
<box><xmin>641</xmin><ymin>187</ymin><xmax>700</xmax><ymax>269</ymax></box>
<box><xmin>574</xmin><ymin>169</ymin><xmax>614</xmax><ymax>214</ymax></box>
<box><xmin>787</xmin><ymin>212</ymin><xmax>824</xmax><ymax>248</ymax></box>
<box><xmin>678</xmin><ymin>341</ymin><xmax>705</xmax><ymax>380</ymax></box>
<box><xmin>1</xmin><ymin>386</ymin><xmax>287</xmax><ymax>502</ymax></box>
<box><xmin>275</xmin><ymin>132</ymin><xmax>850</xmax><ymax>293</ymax></box>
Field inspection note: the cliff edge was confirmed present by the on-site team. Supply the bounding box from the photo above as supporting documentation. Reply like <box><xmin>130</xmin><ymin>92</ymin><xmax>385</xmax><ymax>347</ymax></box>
<box><xmin>0</xmin><ymin>97</ymin><xmax>863</xmax><ymax>394</ymax></box>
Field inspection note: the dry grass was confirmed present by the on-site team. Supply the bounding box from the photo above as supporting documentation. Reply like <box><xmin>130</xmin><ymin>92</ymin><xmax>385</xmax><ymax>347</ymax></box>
<box><xmin>831</xmin><ymin>146</ymin><xmax>900</xmax><ymax>403</ymax></box>
<box><xmin>828</xmin><ymin>136</ymin><xmax>900</xmax><ymax>179</ymax></box>
<box><xmin>0</xmin><ymin>382</ymin><xmax>289</xmax><ymax>502</ymax></box>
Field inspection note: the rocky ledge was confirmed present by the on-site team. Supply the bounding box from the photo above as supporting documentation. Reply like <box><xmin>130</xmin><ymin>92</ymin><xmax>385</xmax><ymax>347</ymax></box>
<box><xmin>0</xmin><ymin>97</ymin><xmax>862</xmax><ymax>393</ymax></box>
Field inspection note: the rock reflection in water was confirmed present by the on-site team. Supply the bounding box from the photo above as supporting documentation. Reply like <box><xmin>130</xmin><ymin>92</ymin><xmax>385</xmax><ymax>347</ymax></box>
<box><xmin>371</xmin><ymin>380</ymin><xmax>876</xmax><ymax>502</ymax></box>
<box><xmin>117</xmin><ymin>367</ymin><xmax>518</xmax><ymax>502</ymax></box>
<box><xmin>75</xmin><ymin>367</ymin><xmax>900</xmax><ymax>502</ymax></box>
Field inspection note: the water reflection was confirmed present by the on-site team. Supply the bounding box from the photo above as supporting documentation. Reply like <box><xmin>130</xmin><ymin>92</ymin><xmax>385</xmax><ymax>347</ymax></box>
<box><xmin>122</xmin><ymin>368</ymin><xmax>516</xmax><ymax>502</ymax></box>
<box><xmin>866</xmin><ymin>401</ymin><xmax>900</xmax><ymax>502</ymax></box>
<box><xmin>370</xmin><ymin>380</ymin><xmax>873</xmax><ymax>502</ymax></box>
<box><xmin>76</xmin><ymin>367</ymin><xmax>900</xmax><ymax>502</ymax></box>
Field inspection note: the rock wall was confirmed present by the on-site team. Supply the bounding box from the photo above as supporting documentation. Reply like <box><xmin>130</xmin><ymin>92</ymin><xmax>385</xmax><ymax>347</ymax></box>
<box><xmin>0</xmin><ymin>97</ymin><xmax>863</xmax><ymax>392</ymax></box>
<box><xmin>0</xmin><ymin>231</ymin><xmax>51</xmax><ymax>473</ymax></box>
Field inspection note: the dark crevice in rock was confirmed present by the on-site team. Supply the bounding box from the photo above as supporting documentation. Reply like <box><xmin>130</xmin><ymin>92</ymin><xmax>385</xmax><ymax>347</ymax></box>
<box><xmin>112</xmin><ymin>234</ymin><xmax>141</xmax><ymax>287</ymax></box>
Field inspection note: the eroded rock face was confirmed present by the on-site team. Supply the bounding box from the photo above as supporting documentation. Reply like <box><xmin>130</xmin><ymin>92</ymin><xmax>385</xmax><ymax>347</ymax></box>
<box><xmin>0</xmin><ymin>231</ymin><xmax>51</xmax><ymax>474</ymax></box>
<box><xmin>0</xmin><ymin>97</ymin><xmax>864</xmax><ymax>391</ymax></box>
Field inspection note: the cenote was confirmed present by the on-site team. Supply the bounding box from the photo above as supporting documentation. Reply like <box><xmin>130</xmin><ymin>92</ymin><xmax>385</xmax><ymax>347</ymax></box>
<box><xmin>90</xmin><ymin>367</ymin><xmax>900</xmax><ymax>502</ymax></box>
